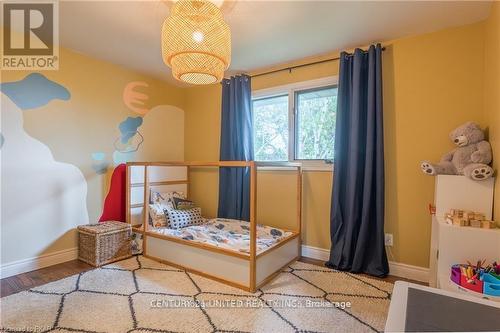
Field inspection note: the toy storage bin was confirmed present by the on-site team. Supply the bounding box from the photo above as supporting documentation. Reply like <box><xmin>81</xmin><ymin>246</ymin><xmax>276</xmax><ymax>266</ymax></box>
<box><xmin>78</xmin><ymin>222</ymin><xmax>132</xmax><ymax>267</ymax></box>
<box><xmin>482</xmin><ymin>273</ymin><xmax>500</xmax><ymax>297</ymax></box>
<box><xmin>460</xmin><ymin>274</ymin><xmax>483</xmax><ymax>293</ymax></box>
<box><xmin>450</xmin><ymin>265</ymin><xmax>461</xmax><ymax>285</ymax></box>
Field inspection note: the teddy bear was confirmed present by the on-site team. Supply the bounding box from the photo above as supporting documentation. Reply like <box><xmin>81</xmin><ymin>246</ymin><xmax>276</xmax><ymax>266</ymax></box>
<box><xmin>420</xmin><ymin>122</ymin><xmax>494</xmax><ymax>181</ymax></box>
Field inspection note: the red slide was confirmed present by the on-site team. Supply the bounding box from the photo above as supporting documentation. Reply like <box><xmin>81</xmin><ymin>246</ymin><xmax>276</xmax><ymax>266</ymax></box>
<box><xmin>99</xmin><ymin>164</ymin><xmax>127</xmax><ymax>222</ymax></box>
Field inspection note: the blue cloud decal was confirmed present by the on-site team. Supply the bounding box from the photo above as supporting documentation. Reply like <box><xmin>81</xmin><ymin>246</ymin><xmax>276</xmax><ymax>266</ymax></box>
<box><xmin>119</xmin><ymin>116</ymin><xmax>143</xmax><ymax>143</ymax></box>
<box><xmin>0</xmin><ymin>73</ymin><xmax>70</xmax><ymax>110</ymax></box>
<box><xmin>114</xmin><ymin>131</ymin><xmax>143</xmax><ymax>153</ymax></box>
<box><xmin>91</xmin><ymin>152</ymin><xmax>106</xmax><ymax>161</ymax></box>
<box><xmin>91</xmin><ymin>152</ymin><xmax>109</xmax><ymax>175</ymax></box>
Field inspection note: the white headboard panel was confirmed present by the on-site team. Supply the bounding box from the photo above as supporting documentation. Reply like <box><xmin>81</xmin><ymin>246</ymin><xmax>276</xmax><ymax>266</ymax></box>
<box><xmin>130</xmin><ymin>207</ymin><xmax>143</xmax><ymax>226</ymax></box>
<box><xmin>127</xmin><ymin>164</ymin><xmax>189</xmax><ymax>226</ymax></box>
<box><xmin>129</xmin><ymin>165</ymin><xmax>187</xmax><ymax>184</ymax></box>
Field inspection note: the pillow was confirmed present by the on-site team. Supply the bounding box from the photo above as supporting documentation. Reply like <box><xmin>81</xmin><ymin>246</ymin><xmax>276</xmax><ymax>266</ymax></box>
<box><xmin>172</xmin><ymin>197</ymin><xmax>197</xmax><ymax>211</ymax></box>
<box><xmin>148</xmin><ymin>191</ymin><xmax>185</xmax><ymax>227</ymax></box>
<box><xmin>165</xmin><ymin>207</ymin><xmax>205</xmax><ymax>229</ymax></box>
<box><xmin>150</xmin><ymin>190</ymin><xmax>185</xmax><ymax>205</ymax></box>
<box><xmin>149</xmin><ymin>203</ymin><xmax>172</xmax><ymax>227</ymax></box>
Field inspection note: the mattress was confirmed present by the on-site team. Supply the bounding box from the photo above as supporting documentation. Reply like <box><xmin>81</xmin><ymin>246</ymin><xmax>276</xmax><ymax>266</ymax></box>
<box><xmin>149</xmin><ymin>218</ymin><xmax>293</xmax><ymax>254</ymax></box>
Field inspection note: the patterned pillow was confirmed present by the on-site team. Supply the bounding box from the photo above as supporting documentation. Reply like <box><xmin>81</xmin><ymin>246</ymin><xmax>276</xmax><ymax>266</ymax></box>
<box><xmin>165</xmin><ymin>207</ymin><xmax>205</xmax><ymax>229</ymax></box>
<box><xmin>150</xmin><ymin>190</ymin><xmax>185</xmax><ymax>205</ymax></box>
<box><xmin>172</xmin><ymin>197</ymin><xmax>197</xmax><ymax>210</ymax></box>
<box><xmin>148</xmin><ymin>191</ymin><xmax>185</xmax><ymax>227</ymax></box>
<box><xmin>149</xmin><ymin>203</ymin><xmax>172</xmax><ymax>227</ymax></box>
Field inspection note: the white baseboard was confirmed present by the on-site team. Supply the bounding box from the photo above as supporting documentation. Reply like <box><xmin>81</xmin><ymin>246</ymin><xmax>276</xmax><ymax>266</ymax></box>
<box><xmin>0</xmin><ymin>247</ymin><xmax>78</xmax><ymax>279</ymax></box>
<box><xmin>301</xmin><ymin>245</ymin><xmax>429</xmax><ymax>283</ymax></box>
<box><xmin>301</xmin><ymin>245</ymin><xmax>330</xmax><ymax>261</ymax></box>
<box><xmin>388</xmin><ymin>261</ymin><xmax>429</xmax><ymax>283</ymax></box>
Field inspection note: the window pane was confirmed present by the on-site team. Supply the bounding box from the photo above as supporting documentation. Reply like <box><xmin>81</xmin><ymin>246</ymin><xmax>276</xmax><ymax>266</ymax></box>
<box><xmin>252</xmin><ymin>95</ymin><xmax>289</xmax><ymax>161</ymax></box>
<box><xmin>295</xmin><ymin>86</ymin><xmax>337</xmax><ymax>160</ymax></box>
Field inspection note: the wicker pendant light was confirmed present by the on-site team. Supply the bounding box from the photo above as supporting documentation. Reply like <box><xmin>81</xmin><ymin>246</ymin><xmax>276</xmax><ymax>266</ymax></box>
<box><xmin>162</xmin><ymin>0</ymin><xmax>231</xmax><ymax>85</ymax></box>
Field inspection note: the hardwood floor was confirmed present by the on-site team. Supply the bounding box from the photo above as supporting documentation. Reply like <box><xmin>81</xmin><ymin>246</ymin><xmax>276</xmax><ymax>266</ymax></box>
<box><xmin>1</xmin><ymin>260</ymin><xmax>93</xmax><ymax>298</ymax></box>
<box><xmin>0</xmin><ymin>256</ymin><xmax>426</xmax><ymax>298</ymax></box>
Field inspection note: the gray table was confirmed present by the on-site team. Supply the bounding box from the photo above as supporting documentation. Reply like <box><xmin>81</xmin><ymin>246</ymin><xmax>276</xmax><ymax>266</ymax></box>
<box><xmin>385</xmin><ymin>281</ymin><xmax>500</xmax><ymax>332</ymax></box>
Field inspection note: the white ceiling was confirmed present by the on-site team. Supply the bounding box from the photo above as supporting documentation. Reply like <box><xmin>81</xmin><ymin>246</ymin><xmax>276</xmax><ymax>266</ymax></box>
<box><xmin>60</xmin><ymin>1</ymin><xmax>492</xmax><ymax>86</ymax></box>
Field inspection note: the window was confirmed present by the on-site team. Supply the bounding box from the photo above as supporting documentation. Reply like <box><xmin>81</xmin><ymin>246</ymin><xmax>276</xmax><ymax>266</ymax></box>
<box><xmin>295</xmin><ymin>86</ymin><xmax>337</xmax><ymax>160</ymax></box>
<box><xmin>253</xmin><ymin>95</ymin><xmax>289</xmax><ymax>161</ymax></box>
<box><xmin>252</xmin><ymin>77</ymin><xmax>338</xmax><ymax>168</ymax></box>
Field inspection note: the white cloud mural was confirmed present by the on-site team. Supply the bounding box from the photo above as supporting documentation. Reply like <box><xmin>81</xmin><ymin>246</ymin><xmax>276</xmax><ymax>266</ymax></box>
<box><xmin>0</xmin><ymin>93</ymin><xmax>89</xmax><ymax>268</ymax></box>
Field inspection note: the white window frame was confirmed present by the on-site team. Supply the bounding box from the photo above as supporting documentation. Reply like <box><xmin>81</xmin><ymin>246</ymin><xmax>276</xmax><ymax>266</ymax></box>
<box><xmin>252</xmin><ymin>76</ymin><xmax>338</xmax><ymax>171</ymax></box>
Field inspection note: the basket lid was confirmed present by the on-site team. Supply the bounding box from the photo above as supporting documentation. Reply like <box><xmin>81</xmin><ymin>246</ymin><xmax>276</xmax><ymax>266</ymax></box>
<box><xmin>78</xmin><ymin>221</ymin><xmax>130</xmax><ymax>234</ymax></box>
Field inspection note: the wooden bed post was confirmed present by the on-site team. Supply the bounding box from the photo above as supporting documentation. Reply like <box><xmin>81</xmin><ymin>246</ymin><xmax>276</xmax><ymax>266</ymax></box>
<box><xmin>296</xmin><ymin>166</ymin><xmax>303</xmax><ymax>257</ymax></box>
<box><xmin>186</xmin><ymin>165</ymin><xmax>190</xmax><ymax>199</ymax></box>
<box><xmin>142</xmin><ymin>165</ymin><xmax>149</xmax><ymax>255</ymax></box>
<box><xmin>249</xmin><ymin>161</ymin><xmax>257</xmax><ymax>292</ymax></box>
<box><xmin>126</xmin><ymin>164</ymin><xmax>131</xmax><ymax>225</ymax></box>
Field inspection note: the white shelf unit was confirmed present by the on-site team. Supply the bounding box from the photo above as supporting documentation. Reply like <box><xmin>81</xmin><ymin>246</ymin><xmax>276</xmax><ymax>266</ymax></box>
<box><xmin>428</xmin><ymin>175</ymin><xmax>499</xmax><ymax>301</ymax></box>
<box><xmin>433</xmin><ymin>217</ymin><xmax>500</xmax><ymax>301</ymax></box>
<box><xmin>434</xmin><ymin>175</ymin><xmax>494</xmax><ymax>220</ymax></box>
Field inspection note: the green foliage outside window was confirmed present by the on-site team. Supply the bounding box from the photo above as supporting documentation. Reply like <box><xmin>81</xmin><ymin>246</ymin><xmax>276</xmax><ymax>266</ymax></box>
<box><xmin>252</xmin><ymin>86</ymin><xmax>337</xmax><ymax>162</ymax></box>
<box><xmin>296</xmin><ymin>87</ymin><xmax>337</xmax><ymax>160</ymax></box>
<box><xmin>253</xmin><ymin>95</ymin><xmax>289</xmax><ymax>161</ymax></box>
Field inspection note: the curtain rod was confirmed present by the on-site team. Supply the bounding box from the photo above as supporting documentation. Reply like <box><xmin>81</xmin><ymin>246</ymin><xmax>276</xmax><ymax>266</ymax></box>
<box><xmin>249</xmin><ymin>46</ymin><xmax>386</xmax><ymax>79</ymax></box>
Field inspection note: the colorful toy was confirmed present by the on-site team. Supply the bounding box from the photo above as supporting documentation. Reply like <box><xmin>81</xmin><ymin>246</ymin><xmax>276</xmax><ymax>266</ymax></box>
<box><xmin>451</xmin><ymin>261</ymin><xmax>500</xmax><ymax>297</ymax></box>
<box><xmin>483</xmin><ymin>273</ymin><xmax>500</xmax><ymax>297</ymax></box>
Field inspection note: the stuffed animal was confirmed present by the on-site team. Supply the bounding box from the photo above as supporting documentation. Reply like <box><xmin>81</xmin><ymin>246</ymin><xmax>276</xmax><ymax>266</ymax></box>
<box><xmin>421</xmin><ymin>122</ymin><xmax>494</xmax><ymax>181</ymax></box>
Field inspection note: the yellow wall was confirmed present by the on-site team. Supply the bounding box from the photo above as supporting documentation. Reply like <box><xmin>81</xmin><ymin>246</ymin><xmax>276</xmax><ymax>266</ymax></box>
<box><xmin>383</xmin><ymin>22</ymin><xmax>486</xmax><ymax>267</ymax></box>
<box><xmin>184</xmin><ymin>21</ymin><xmax>488</xmax><ymax>268</ymax></box>
<box><xmin>184</xmin><ymin>85</ymin><xmax>222</xmax><ymax>223</ymax></box>
<box><xmin>1</xmin><ymin>47</ymin><xmax>185</xmax><ymax>264</ymax></box>
<box><xmin>484</xmin><ymin>2</ymin><xmax>500</xmax><ymax>220</ymax></box>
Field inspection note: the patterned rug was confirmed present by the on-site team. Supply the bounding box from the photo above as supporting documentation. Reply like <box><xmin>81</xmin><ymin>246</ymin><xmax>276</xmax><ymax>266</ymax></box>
<box><xmin>0</xmin><ymin>256</ymin><xmax>393</xmax><ymax>333</ymax></box>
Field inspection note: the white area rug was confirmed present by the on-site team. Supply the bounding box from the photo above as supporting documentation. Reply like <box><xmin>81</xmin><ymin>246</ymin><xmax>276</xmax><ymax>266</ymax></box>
<box><xmin>0</xmin><ymin>256</ymin><xmax>393</xmax><ymax>333</ymax></box>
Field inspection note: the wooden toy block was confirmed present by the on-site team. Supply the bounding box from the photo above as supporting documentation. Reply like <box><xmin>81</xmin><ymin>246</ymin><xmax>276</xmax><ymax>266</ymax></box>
<box><xmin>463</xmin><ymin>211</ymin><xmax>473</xmax><ymax>221</ymax></box>
<box><xmin>470</xmin><ymin>219</ymin><xmax>482</xmax><ymax>228</ymax></box>
<box><xmin>446</xmin><ymin>208</ymin><xmax>495</xmax><ymax>228</ymax></box>
<box><xmin>474</xmin><ymin>213</ymin><xmax>485</xmax><ymax>221</ymax></box>
<box><xmin>452</xmin><ymin>217</ymin><xmax>467</xmax><ymax>226</ymax></box>
<box><xmin>481</xmin><ymin>220</ymin><xmax>495</xmax><ymax>229</ymax></box>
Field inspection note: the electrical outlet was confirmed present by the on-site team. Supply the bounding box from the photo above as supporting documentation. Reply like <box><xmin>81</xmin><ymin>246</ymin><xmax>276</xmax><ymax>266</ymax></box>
<box><xmin>384</xmin><ymin>233</ymin><xmax>393</xmax><ymax>247</ymax></box>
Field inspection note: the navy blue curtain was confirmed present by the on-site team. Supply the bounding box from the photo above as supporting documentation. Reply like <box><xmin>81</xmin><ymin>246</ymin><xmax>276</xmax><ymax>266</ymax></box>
<box><xmin>218</xmin><ymin>75</ymin><xmax>253</xmax><ymax>221</ymax></box>
<box><xmin>326</xmin><ymin>44</ymin><xmax>389</xmax><ymax>277</ymax></box>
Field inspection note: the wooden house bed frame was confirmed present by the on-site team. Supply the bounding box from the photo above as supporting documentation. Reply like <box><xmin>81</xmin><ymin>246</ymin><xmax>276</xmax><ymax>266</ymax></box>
<box><xmin>126</xmin><ymin>161</ymin><xmax>302</xmax><ymax>292</ymax></box>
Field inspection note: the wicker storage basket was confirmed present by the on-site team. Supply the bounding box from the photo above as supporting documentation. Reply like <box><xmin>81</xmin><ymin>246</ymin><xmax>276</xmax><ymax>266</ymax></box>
<box><xmin>78</xmin><ymin>222</ymin><xmax>132</xmax><ymax>267</ymax></box>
